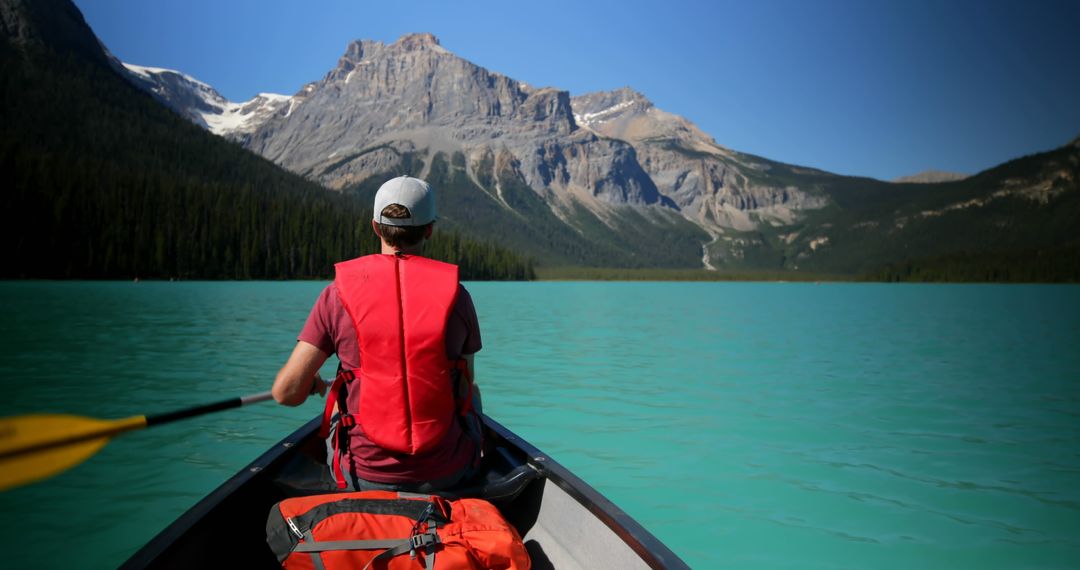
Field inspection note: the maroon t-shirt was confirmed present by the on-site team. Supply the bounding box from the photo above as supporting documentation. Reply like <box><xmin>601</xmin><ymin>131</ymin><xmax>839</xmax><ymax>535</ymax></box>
<box><xmin>299</xmin><ymin>282</ymin><xmax>482</xmax><ymax>483</ymax></box>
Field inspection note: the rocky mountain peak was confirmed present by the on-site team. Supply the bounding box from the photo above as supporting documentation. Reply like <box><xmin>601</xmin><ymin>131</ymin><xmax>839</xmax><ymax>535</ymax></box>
<box><xmin>570</xmin><ymin>88</ymin><xmax>718</xmax><ymax>151</ymax></box>
<box><xmin>601</xmin><ymin>87</ymin><xmax>653</xmax><ymax>108</ymax></box>
<box><xmin>571</xmin><ymin>87</ymin><xmax>652</xmax><ymax>125</ymax></box>
<box><xmin>337</xmin><ymin>39</ymin><xmax>366</xmax><ymax>66</ymax></box>
<box><xmin>332</xmin><ymin>33</ymin><xmax>454</xmax><ymax>80</ymax></box>
<box><xmin>394</xmin><ymin>32</ymin><xmax>442</xmax><ymax>50</ymax></box>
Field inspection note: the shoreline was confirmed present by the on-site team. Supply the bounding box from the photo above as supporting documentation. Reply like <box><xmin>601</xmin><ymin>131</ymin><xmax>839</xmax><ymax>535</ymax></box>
<box><xmin>2</xmin><ymin>269</ymin><xmax>1077</xmax><ymax>284</ymax></box>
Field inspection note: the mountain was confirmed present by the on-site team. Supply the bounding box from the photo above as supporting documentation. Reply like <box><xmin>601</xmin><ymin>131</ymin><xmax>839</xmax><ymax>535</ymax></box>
<box><xmin>233</xmin><ymin>33</ymin><xmax>709</xmax><ymax>267</ymax></box>
<box><xmin>893</xmin><ymin>170</ymin><xmax>968</xmax><ymax>184</ymax></box>
<box><xmin>106</xmin><ymin>30</ymin><xmax>1080</xmax><ymax>279</ymax></box>
<box><xmin>1</xmin><ymin>0</ymin><xmax>108</xmax><ymax>64</ymax></box>
<box><xmin>571</xmin><ymin>88</ymin><xmax>830</xmax><ymax>232</ymax></box>
<box><xmin>122</xmin><ymin>64</ymin><xmax>292</xmax><ymax>136</ymax></box>
<box><xmin>1</xmin><ymin>0</ymin><xmax>534</xmax><ymax>280</ymax></box>
<box><xmin>127</xmin><ymin>36</ymin><xmax>709</xmax><ymax>267</ymax></box>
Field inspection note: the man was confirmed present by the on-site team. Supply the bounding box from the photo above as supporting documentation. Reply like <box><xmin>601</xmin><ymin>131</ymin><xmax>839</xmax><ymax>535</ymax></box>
<box><xmin>272</xmin><ymin>175</ymin><xmax>482</xmax><ymax>491</ymax></box>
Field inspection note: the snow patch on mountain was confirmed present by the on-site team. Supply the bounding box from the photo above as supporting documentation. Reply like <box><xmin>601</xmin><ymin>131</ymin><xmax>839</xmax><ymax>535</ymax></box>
<box><xmin>122</xmin><ymin>63</ymin><xmax>292</xmax><ymax>137</ymax></box>
<box><xmin>205</xmin><ymin>93</ymin><xmax>293</xmax><ymax>135</ymax></box>
<box><xmin>573</xmin><ymin>100</ymin><xmax>635</xmax><ymax>127</ymax></box>
<box><xmin>125</xmin><ymin>64</ymin><xmax>210</xmax><ymax>89</ymax></box>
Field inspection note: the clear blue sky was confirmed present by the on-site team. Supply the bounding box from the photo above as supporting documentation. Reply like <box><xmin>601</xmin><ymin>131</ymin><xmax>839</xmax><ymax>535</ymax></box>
<box><xmin>74</xmin><ymin>0</ymin><xmax>1080</xmax><ymax>181</ymax></box>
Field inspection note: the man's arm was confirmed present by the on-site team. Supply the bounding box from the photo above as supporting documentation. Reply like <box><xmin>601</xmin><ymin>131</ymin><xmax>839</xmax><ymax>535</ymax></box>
<box><xmin>272</xmin><ymin>340</ymin><xmax>329</xmax><ymax>406</ymax></box>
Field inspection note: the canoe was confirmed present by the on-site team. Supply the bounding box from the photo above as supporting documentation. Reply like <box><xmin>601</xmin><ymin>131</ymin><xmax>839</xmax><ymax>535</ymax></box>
<box><xmin>121</xmin><ymin>414</ymin><xmax>689</xmax><ymax>569</ymax></box>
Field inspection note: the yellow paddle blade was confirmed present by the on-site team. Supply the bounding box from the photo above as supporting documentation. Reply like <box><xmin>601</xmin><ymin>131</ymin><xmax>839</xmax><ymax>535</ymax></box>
<box><xmin>0</xmin><ymin>414</ymin><xmax>147</xmax><ymax>491</ymax></box>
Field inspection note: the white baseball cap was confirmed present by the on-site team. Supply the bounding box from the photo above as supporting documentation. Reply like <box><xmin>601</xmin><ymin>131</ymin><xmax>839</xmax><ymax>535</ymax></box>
<box><xmin>372</xmin><ymin>176</ymin><xmax>437</xmax><ymax>226</ymax></box>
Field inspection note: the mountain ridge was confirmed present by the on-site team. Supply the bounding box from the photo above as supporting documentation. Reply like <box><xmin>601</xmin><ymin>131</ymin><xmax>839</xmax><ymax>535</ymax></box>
<box><xmin>227</xmin><ymin>32</ymin><xmax>708</xmax><ymax>267</ymax></box>
<box><xmin>893</xmin><ymin>170</ymin><xmax>969</xmax><ymax>184</ymax></box>
<box><xmin>11</xmin><ymin>13</ymin><xmax>1078</xmax><ymax>278</ymax></box>
<box><xmin>116</xmin><ymin>32</ymin><xmax>1080</xmax><ymax>275</ymax></box>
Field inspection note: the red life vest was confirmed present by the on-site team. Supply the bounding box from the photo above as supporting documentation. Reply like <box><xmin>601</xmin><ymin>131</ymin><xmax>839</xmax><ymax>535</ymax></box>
<box><xmin>319</xmin><ymin>254</ymin><xmax>474</xmax><ymax>488</ymax></box>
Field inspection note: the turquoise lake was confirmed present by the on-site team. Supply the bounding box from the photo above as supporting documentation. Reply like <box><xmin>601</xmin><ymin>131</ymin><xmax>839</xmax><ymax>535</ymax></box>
<box><xmin>1</xmin><ymin>281</ymin><xmax>1078</xmax><ymax>568</ymax></box>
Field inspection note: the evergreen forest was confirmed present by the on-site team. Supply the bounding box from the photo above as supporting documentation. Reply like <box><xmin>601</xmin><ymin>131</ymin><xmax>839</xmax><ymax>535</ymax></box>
<box><xmin>0</xmin><ymin>40</ymin><xmax>533</xmax><ymax>280</ymax></box>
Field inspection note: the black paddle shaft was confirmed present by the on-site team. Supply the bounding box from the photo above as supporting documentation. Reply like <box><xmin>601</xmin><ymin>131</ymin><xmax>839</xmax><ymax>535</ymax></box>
<box><xmin>145</xmin><ymin>391</ymin><xmax>272</xmax><ymax>427</ymax></box>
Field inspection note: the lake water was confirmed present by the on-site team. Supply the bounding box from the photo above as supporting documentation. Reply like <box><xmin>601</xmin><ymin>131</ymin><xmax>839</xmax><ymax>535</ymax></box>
<box><xmin>0</xmin><ymin>281</ymin><xmax>1078</xmax><ymax>569</ymax></box>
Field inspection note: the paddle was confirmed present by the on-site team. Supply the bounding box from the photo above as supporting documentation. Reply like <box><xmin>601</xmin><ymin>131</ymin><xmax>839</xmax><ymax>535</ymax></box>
<box><xmin>0</xmin><ymin>390</ymin><xmax>274</xmax><ymax>492</ymax></box>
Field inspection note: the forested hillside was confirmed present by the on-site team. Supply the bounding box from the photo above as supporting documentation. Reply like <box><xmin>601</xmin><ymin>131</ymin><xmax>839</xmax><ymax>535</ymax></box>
<box><xmin>701</xmin><ymin>145</ymin><xmax>1080</xmax><ymax>281</ymax></box>
<box><xmin>0</xmin><ymin>8</ymin><xmax>533</xmax><ymax>280</ymax></box>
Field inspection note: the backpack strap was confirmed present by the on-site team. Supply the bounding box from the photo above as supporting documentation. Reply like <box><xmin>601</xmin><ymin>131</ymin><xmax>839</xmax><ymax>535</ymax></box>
<box><xmin>298</xmin><ymin>526</ymin><xmax>326</xmax><ymax>570</ymax></box>
<box><xmin>291</xmin><ymin>526</ymin><xmax>440</xmax><ymax>570</ymax></box>
<box><xmin>363</xmin><ymin>532</ymin><xmax>439</xmax><ymax>570</ymax></box>
<box><xmin>290</xmin><ymin>503</ymin><xmax>442</xmax><ymax>570</ymax></box>
<box><xmin>291</xmin><ymin>533</ymin><xmax>438</xmax><ymax>555</ymax></box>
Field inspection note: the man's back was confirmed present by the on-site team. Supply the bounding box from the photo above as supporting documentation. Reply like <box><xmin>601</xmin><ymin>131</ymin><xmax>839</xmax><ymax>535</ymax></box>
<box><xmin>273</xmin><ymin>176</ymin><xmax>483</xmax><ymax>491</ymax></box>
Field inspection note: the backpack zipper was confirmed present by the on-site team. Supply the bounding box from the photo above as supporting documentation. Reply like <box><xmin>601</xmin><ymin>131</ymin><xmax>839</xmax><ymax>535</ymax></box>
<box><xmin>286</xmin><ymin>517</ymin><xmax>304</xmax><ymax>540</ymax></box>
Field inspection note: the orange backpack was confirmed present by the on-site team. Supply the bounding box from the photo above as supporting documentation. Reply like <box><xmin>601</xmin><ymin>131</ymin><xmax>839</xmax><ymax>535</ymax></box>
<box><xmin>266</xmin><ymin>490</ymin><xmax>530</xmax><ymax>570</ymax></box>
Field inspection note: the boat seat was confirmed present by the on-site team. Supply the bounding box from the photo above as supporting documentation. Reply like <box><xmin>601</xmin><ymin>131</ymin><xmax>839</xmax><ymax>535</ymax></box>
<box><xmin>270</xmin><ymin>433</ymin><xmax>542</xmax><ymax>504</ymax></box>
<box><xmin>443</xmin><ymin>460</ymin><xmax>542</xmax><ymax>502</ymax></box>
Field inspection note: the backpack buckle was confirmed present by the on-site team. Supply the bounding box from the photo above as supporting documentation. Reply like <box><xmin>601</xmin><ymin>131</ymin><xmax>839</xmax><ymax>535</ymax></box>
<box><xmin>408</xmin><ymin>532</ymin><xmax>438</xmax><ymax>558</ymax></box>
